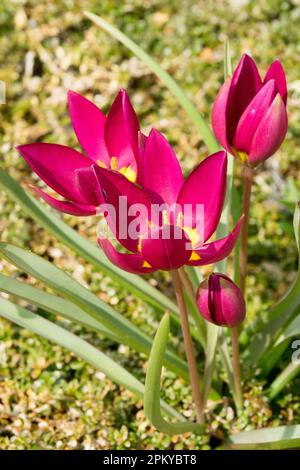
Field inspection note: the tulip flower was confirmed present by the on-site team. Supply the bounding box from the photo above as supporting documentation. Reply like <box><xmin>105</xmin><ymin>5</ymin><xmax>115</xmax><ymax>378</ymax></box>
<box><xmin>212</xmin><ymin>54</ymin><xmax>288</xmax><ymax>165</ymax></box>
<box><xmin>17</xmin><ymin>89</ymin><xmax>141</xmax><ymax>216</ymax></box>
<box><xmin>196</xmin><ymin>273</ymin><xmax>246</xmax><ymax>327</ymax></box>
<box><xmin>95</xmin><ymin>129</ymin><xmax>243</xmax><ymax>274</ymax></box>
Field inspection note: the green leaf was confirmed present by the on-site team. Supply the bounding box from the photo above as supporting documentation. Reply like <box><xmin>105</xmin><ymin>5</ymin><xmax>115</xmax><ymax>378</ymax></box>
<box><xmin>0</xmin><ymin>168</ymin><xmax>178</xmax><ymax>317</ymax></box>
<box><xmin>269</xmin><ymin>361</ymin><xmax>300</xmax><ymax>400</ymax></box>
<box><xmin>259</xmin><ymin>312</ymin><xmax>300</xmax><ymax>375</ymax></box>
<box><xmin>0</xmin><ymin>242</ymin><xmax>189</xmax><ymax>381</ymax></box>
<box><xmin>0</xmin><ymin>297</ymin><xmax>182</xmax><ymax>420</ymax></box>
<box><xmin>144</xmin><ymin>313</ymin><xmax>203</xmax><ymax>435</ymax></box>
<box><xmin>246</xmin><ymin>202</ymin><xmax>300</xmax><ymax>366</ymax></box>
<box><xmin>220</xmin><ymin>425</ymin><xmax>300</xmax><ymax>450</ymax></box>
<box><xmin>0</xmin><ymin>273</ymin><xmax>120</xmax><ymax>342</ymax></box>
<box><xmin>202</xmin><ymin>41</ymin><xmax>235</xmax><ymax>406</ymax></box>
<box><xmin>293</xmin><ymin>201</ymin><xmax>300</xmax><ymax>252</ymax></box>
<box><xmin>84</xmin><ymin>11</ymin><xmax>218</xmax><ymax>154</ymax></box>
<box><xmin>202</xmin><ymin>323</ymin><xmax>219</xmax><ymax>406</ymax></box>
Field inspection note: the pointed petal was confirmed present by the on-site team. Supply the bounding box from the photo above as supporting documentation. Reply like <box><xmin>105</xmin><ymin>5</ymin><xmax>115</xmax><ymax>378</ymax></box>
<box><xmin>264</xmin><ymin>59</ymin><xmax>287</xmax><ymax>105</ymax></box>
<box><xmin>98</xmin><ymin>238</ymin><xmax>155</xmax><ymax>274</ymax></box>
<box><xmin>17</xmin><ymin>143</ymin><xmax>94</xmax><ymax>205</ymax></box>
<box><xmin>74</xmin><ymin>167</ymin><xmax>103</xmax><ymax>206</ymax></box>
<box><xmin>140</xmin><ymin>225</ymin><xmax>192</xmax><ymax>271</ymax></box>
<box><xmin>177</xmin><ymin>151</ymin><xmax>227</xmax><ymax>241</ymax></box>
<box><xmin>234</xmin><ymin>80</ymin><xmax>278</xmax><ymax>154</ymax></box>
<box><xmin>226</xmin><ymin>54</ymin><xmax>262</xmax><ymax>143</ymax></box>
<box><xmin>68</xmin><ymin>90</ymin><xmax>110</xmax><ymax>166</ymax></box>
<box><xmin>31</xmin><ymin>186</ymin><xmax>96</xmax><ymax>216</ymax></box>
<box><xmin>248</xmin><ymin>94</ymin><xmax>288</xmax><ymax>165</ymax></box>
<box><xmin>142</xmin><ymin>129</ymin><xmax>183</xmax><ymax>206</ymax></box>
<box><xmin>211</xmin><ymin>78</ymin><xmax>233</xmax><ymax>152</ymax></box>
<box><xmin>104</xmin><ymin>89</ymin><xmax>140</xmax><ymax>170</ymax></box>
<box><xmin>188</xmin><ymin>216</ymin><xmax>243</xmax><ymax>266</ymax></box>
<box><xmin>93</xmin><ymin>166</ymin><xmax>151</xmax><ymax>252</ymax></box>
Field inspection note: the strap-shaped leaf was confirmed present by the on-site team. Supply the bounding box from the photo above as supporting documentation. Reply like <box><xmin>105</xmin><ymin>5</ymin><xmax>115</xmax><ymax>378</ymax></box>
<box><xmin>246</xmin><ymin>202</ymin><xmax>300</xmax><ymax>365</ymax></box>
<box><xmin>144</xmin><ymin>313</ymin><xmax>203</xmax><ymax>435</ymax></box>
<box><xmin>269</xmin><ymin>361</ymin><xmax>300</xmax><ymax>400</ymax></box>
<box><xmin>0</xmin><ymin>298</ymin><xmax>182</xmax><ymax>420</ymax></box>
<box><xmin>84</xmin><ymin>11</ymin><xmax>218</xmax><ymax>154</ymax></box>
<box><xmin>219</xmin><ymin>425</ymin><xmax>300</xmax><ymax>450</ymax></box>
<box><xmin>0</xmin><ymin>242</ymin><xmax>189</xmax><ymax>381</ymax></box>
<box><xmin>0</xmin><ymin>273</ymin><xmax>119</xmax><ymax>342</ymax></box>
<box><xmin>259</xmin><ymin>313</ymin><xmax>300</xmax><ymax>375</ymax></box>
<box><xmin>202</xmin><ymin>41</ymin><xmax>235</xmax><ymax>406</ymax></box>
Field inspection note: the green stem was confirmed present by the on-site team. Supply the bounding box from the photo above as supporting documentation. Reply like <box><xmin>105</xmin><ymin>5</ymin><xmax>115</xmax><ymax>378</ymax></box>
<box><xmin>171</xmin><ymin>270</ymin><xmax>204</xmax><ymax>424</ymax></box>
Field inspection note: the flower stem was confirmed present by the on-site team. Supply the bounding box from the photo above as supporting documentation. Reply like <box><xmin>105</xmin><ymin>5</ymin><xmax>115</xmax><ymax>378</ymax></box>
<box><xmin>239</xmin><ymin>165</ymin><xmax>254</xmax><ymax>295</ymax></box>
<box><xmin>231</xmin><ymin>326</ymin><xmax>243</xmax><ymax>412</ymax></box>
<box><xmin>171</xmin><ymin>269</ymin><xmax>204</xmax><ymax>424</ymax></box>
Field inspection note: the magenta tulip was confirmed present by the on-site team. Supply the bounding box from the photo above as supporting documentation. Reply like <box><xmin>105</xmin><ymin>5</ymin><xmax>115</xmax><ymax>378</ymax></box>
<box><xmin>94</xmin><ymin>130</ymin><xmax>243</xmax><ymax>274</ymax></box>
<box><xmin>212</xmin><ymin>54</ymin><xmax>288</xmax><ymax>166</ymax></box>
<box><xmin>196</xmin><ymin>273</ymin><xmax>246</xmax><ymax>327</ymax></box>
<box><xmin>17</xmin><ymin>89</ymin><xmax>141</xmax><ymax>216</ymax></box>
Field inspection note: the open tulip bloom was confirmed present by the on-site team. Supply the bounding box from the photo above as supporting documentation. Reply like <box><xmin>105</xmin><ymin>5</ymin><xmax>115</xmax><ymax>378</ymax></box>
<box><xmin>212</xmin><ymin>54</ymin><xmax>288</xmax><ymax>165</ymax></box>
<box><xmin>17</xmin><ymin>89</ymin><xmax>141</xmax><ymax>216</ymax></box>
<box><xmin>95</xmin><ymin>131</ymin><xmax>243</xmax><ymax>274</ymax></box>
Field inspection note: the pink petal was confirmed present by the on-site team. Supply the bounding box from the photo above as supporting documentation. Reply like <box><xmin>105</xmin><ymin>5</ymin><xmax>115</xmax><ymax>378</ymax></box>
<box><xmin>74</xmin><ymin>167</ymin><xmax>103</xmax><ymax>206</ymax></box>
<box><xmin>17</xmin><ymin>143</ymin><xmax>94</xmax><ymax>205</ymax></box>
<box><xmin>211</xmin><ymin>78</ymin><xmax>233</xmax><ymax>152</ymax></box>
<box><xmin>177</xmin><ymin>151</ymin><xmax>227</xmax><ymax>241</ymax></box>
<box><xmin>264</xmin><ymin>59</ymin><xmax>287</xmax><ymax>105</ymax></box>
<box><xmin>104</xmin><ymin>89</ymin><xmax>140</xmax><ymax>171</ymax></box>
<box><xmin>189</xmin><ymin>216</ymin><xmax>243</xmax><ymax>266</ymax></box>
<box><xmin>226</xmin><ymin>54</ymin><xmax>262</xmax><ymax>144</ymax></box>
<box><xmin>68</xmin><ymin>90</ymin><xmax>110</xmax><ymax>166</ymax></box>
<box><xmin>136</xmin><ymin>131</ymin><xmax>147</xmax><ymax>185</ymax></box>
<box><xmin>140</xmin><ymin>225</ymin><xmax>192</xmax><ymax>271</ymax></box>
<box><xmin>142</xmin><ymin>129</ymin><xmax>183</xmax><ymax>206</ymax></box>
<box><xmin>93</xmin><ymin>166</ymin><xmax>151</xmax><ymax>253</ymax></box>
<box><xmin>98</xmin><ymin>238</ymin><xmax>155</xmax><ymax>274</ymax></box>
<box><xmin>248</xmin><ymin>94</ymin><xmax>288</xmax><ymax>165</ymax></box>
<box><xmin>234</xmin><ymin>80</ymin><xmax>278</xmax><ymax>154</ymax></box>
<box><xmin>31</xmin><ymin>186</ymin><xmax>96</xmax><ymax>216</ymax></box>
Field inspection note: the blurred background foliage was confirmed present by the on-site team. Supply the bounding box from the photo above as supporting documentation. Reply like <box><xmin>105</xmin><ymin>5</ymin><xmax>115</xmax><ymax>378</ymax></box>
<box><xmin>0</xmin><ymin>0</ymin><xmax>300</xmax><ymax>449</ymax></box>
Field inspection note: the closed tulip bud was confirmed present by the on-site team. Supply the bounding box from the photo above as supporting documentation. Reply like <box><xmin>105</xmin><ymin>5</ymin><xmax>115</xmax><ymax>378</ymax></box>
<box><xmin>212</xmin><ymin>54</ymin><xmax>288</xmax><ymax>166</ymax></box>
<box><xmin>196</xmin><ymin>273</ymin><xmax>246</xmax><ymax>327</ymax></box>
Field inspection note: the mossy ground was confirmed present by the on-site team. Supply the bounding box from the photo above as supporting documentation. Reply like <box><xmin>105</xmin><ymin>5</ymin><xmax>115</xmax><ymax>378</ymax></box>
<box><xmin>0</xmin><ymin>0</ymin><xmax>300</xmax><ymax>449</ymax></box>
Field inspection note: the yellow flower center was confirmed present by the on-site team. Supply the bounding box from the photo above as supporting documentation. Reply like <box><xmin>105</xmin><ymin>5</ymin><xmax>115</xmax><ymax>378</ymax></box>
<box><xmin>97</xmin><ymin>157</ymin><xmax>137</xmax><ymax>183</ymax></box>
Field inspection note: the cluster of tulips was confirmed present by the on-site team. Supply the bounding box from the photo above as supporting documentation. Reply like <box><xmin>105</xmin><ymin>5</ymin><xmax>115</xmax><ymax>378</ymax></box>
<box><xmin>17</xmin><ymin>53</ymin><xmax>288</xmax><ymax>423</ymax></box>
